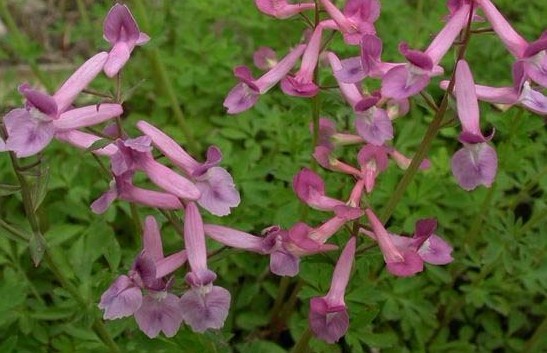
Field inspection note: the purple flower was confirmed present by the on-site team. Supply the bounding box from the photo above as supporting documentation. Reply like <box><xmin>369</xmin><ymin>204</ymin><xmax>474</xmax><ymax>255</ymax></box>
<box><xmin>475</xmin><ymin>0</ymin><xmax>547</xmax><ymax>87</ymax></box>
<box><xmin>450</xmin><ymin>60</ymin><xmax>498</xmax><ymax>190</ymax></box>
<box><xmin>137</xmin><ymin>121</ymin><xmax>240</xmax><ymax>216</ymax></box>
<box><xmin>103</xmin><ymin>3</ymin><xmax>150</xmax><ymax>77</ymax></box>
<box><xmin>224</xmin><ymin>44</ymin><xmax>306</xmax><ymax>114</ymax></box>
<box><xmin>280</xmin><ymin>25</ymin><xmax>324</xmax><ymax>97</ymax></box>
<box><xmin>357</xmin><ymin>144</ymin><xmax>389</xmax><ymax>193</ymax></box>
<box><xmin>440</xmin><ymin>61</ymin><xmax>547</xmax><ymax>115</ymax></box>
<box><xmin>180</xmin><ymin>203</ymin><xmax>231</xmax><ymax>332</ymax></box>
<box><xmin>354</xmin><ymin>95</ymin><xmax>394</xmax><ymax>146</ymax></box>
<box><xmin>254</xmin><ymin>0</ymin><xmax>315</xmax><ymax>19</ymax></box>
<box><xmin>313</xmin><ymin>145</ymin><xmax>362</xmax><ymax>177</ymax></box>
<box><xmin>2</xmin><ymin>53</ymin><xmax>122</xmax><ymax>158</ymax></box>
<box><xmin>91</xmin><ymin>172</ymin><xmax>183</xmax><ymax>214</ymax></box>
<box><xmin>309</xmin><ymin>237</ymin><xmax>356</xmax><ymax>343</ymax></box>
<box><xmin>99</xmin><ymin>216</ymin><xmax>187</xmax><ymax>338</ymax></box>
<box><xmin>381</xmin><ymin>3</ymin><xmax>470</xmax><ymax>99</ymax></box>
<box><xmin>365</xmin><ymin>209</ymin><xmax>424</xmax><ymax>277</ymax></box>
<box><xmin>55</xmin><ymin>130</ymin><xmax>118</xmax><ymax>156</ymax></box>
<box><xmin>362</xmin><ymin>218</ymin><xmax>453</xmax><ymax>267</ymax></box>
<box><xmin>331</xmin><ymin>35</ymin><xmax>398</xmax><ymax>83</ymax></box>
<box><xmin>293</xmin><ymin>168</ymin><xmax>345</xmax><ymax>211</ymax></box>
<box><xmin>319</xmin><ymin>0</ymin><xmax>380</xmax><ymax>45</ymax></box>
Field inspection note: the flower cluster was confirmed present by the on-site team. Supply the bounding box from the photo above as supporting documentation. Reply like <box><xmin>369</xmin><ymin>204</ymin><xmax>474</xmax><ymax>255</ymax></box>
<box><xmin>220</xmin><ymin>0</ymin><xmax>545</xmax><ymax>343</ymax></box>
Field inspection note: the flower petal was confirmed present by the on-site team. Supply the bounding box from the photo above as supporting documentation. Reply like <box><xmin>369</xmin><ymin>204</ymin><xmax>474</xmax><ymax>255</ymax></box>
<box><xmin>451</xmin><ymin>143</ymin><xmax>498</xmax><ymax>190</ymax></box>
<box><xmin>180</xmin><ymin>286</ymin><xmax>231</xmax><ymax>332</ymax></box>
<box><xmin>134</xmin><ymin>293</ymin><xmax>184</xmax><ymax>338</ymax></box>
<box><xmin>4</xmin><ymin>108</ymin><xmax>55</xmax><ymax>158</ymax></box>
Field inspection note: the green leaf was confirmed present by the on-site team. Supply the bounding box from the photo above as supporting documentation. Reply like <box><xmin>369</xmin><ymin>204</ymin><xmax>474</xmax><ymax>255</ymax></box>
<box><xmin>85</xmin><ymin>138</ymin><xmax>113</xmax><ymax>152</ymax></box>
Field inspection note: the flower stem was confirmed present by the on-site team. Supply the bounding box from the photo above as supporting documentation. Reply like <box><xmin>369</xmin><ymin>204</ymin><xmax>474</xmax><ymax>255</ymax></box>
<box><xmin>291</xmin><ymin>327</ymin><xmax>312</xmax><ymax>353</ymax></box>
<box><xmin>379</xmin><ymin>3</ymin><xmax>476</xmax><ymax>223</ymax></box>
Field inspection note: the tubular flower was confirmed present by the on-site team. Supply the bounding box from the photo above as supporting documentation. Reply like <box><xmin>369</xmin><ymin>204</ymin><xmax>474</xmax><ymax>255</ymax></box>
<box><xmin>309</xmin><ymin>237</ymin><xmax>356</xmax><ymax>343</ymax></box>
<box><xmin>381</xmin><ymin>3</ymin><xmax>470</xmax><ymax>99</ymax></box>
<box><xmin>293</xmin><ymin>168</ymin><xmax>345</xmax><ymax>212</ymax></box>
<box><xmin>103</xmin><ymin>3</ymin><xmax>150</xmax><ymax>77</ymax></box>
<box><xmin>180</xmin><ymin>203</ymin><xmax>231</xmax><ymax>332</ymax></box>
<box><xmin>224</xmin><ymin>44</ymin><xmax>306</xmax><ymax>114</ymax></box>
<box><xmin>2</xmin><ymin>53</ymin><xmax>122</xmax><ymax>158</ymax></box>
<box><xmin>99</xmin><ymin>216</ymin><xmax>187</xmax><ymax>338</ymax></box>
<box><xmin>319</xmin><ymin>0</ymin><xmax>380</xmax><ymax>45</ymax></box>
<box><xmin>136</xmin><ymin>121</ymin><xmax>240</xmax><ymax>216</ymax></box>
<box><xmin>450</xmin><ymin>60</ymin><xmax>498</xmax><ymax>190</ymax></box>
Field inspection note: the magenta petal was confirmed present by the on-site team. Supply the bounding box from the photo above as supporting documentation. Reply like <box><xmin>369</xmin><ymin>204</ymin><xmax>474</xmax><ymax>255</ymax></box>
<box><xmin>134</xmin><ymin>293</ymin><xmax>183</xmax><ymax>338</ymax></box>
<box><xmin>333</xmin><ymin>56</ymin><xmax>366</xmax><ymax>83</ymax></box>
<box><xmin>360</xmin><ymin>34</ymin><xmax>383</xmax><ymax>74</ymax></box>
<box><xmin>309</xmin><ymin>297</ymin><xmax>349</xmax><ymax>344</ymax></box>
<box><xmin>254</xmin><ymin>0</ymin><xmax>315</xmax><ymax>19</ymax></box>
<box><xmin>344</xmin><ymin>0</ymin><xmax>381</xmax><ymax>23</ymax></box>
<box><xmin>103</xmin><ymin>3</ymin><xmax>141</xmax><ymax>44</ymax></box>
<box><xmin>455</xmin><ymin>60</ymin><xmax>482</xmax><ymax>137</ymax></box>
<box><xmin>223</xmin><ymin>83</ymin><xmax>260</xmax><ymax>114</ymax></box>
<box><xmin>203</xmin><ymin>224</ymin><xmax>265</xmax><ymax>253</ymax></box>
<box><xmin>19</xmin><ymin>86</ymin><xmax>58</xmax><ymax>117</ymax></box>
<box><xmin>386</xmin><ymin>250</ymin><xmax>424</xmax><ymax>277</ymax></box>
<box><xmin>180</xmin><ymin>286</ymin><xmax>231</xmax><ymax>332</ymax></box>
<box><xmin>451</xmin><ymin>143</ymin><xmax>498</xmax><ymax>190</ymax></box>
<box><xmin>270</xmin><ymin>250</ymin><xmax>300</xmax><ymax>277</ymax></box>
<box><xmin>196</xmin><ymin>167</ymin><xmax>240</xmax><ymax>216</ymax></box>
<box><xmin>192</xmin><ymin>145</ymin><xmax>223</xmax><ymax>177</ymax></box>
<box><xmin>354</xmin><ymin>108</ymin><xmax>393</xmax><ymax>146</ymax></box>
<box><xmin>280</xmin><ymin>76</ymin><xmax>319</xmax><ymax>97</ymax></box>
<box><xmin>104</xmin><ymin>42</ymin><xmax>132</xmax><ymax>78</ymax></box>
<box><xmin>418</xmin><ymin>234</ymin><xmax>453</xmax><ymax>265</ymax></box>
<box><xmin>99</xmin><ymin>275</ymin><xmax>142</xmax><ymax>320</ymax></box>
<box><xmin>4</xmin><ymin>108</ymin><xmax>55</xmax><ymax>158</ymax></box>
<box><xmin>399</xmin><ymin>43</ymin><xmax>433</xmax><ymax>71</ymax></box>
<box><xmin>141</xmin><ymin>157</ymin><xmax>201</xmax><ymax>201</ymax></box>
<box><xmin>381</xmin><ymin>65</ymin><xmax>431</xmax><ymax>99</ymax></box>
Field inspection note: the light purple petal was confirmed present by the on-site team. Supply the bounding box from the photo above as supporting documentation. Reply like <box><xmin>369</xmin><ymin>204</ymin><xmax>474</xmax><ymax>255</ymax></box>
<box><xmin>91</xmin><ymin>185</ymin><xmax>118</xmax><ymax>214</ymax></box>
<box><xmin>134</xmin><ymin>293</ymin><xmax>184</xmax><ymax>338</ymax></box>
<box><xmin>360</xmin><ymin>34</ymin><xmax>382</xmax><ymax>75</ymax></box>
<box><xmin>523</xmin><ymin>52</ymin><xmax>547</xmax><ymax>88</ymax></box>
<box><xmin>192</xmin><ymin>146</ymin><xmax>223</xmax><ymax>177</ymax></box>
<box><xmin>103</xmin><ymin>3</ymin><xmax>141</xmax><ymax>44</ymax></box>
<box><xmin>255</xmin><ymin>44</ymin><xmax>307</xmax><ymax>93</ymax></box>
<box><xmin>203</xmin><ymin>224</ymin><xmax>265</xmax><ymax>253</ymax></box>
<box><xmin>223</xmin><ymin>82</ymin><xmax>260</xmax><ymax>114</ymax></box>
<box><xmin>354</xmin><ymin>108</ymin><xmax>393</xmax><ymax>146</ymax></box>
<box><xmin>451</xmin><ymin>142</ymin><xmax>498</xmax><ymax>190</ymax></box>
<box><xmin>309</xmin><ymin>297</ymin><xmax>349</xmax><ymax>344</ymax></box>
<box><xmin>195</xmin><ymin>167</ymin><xmax>240</xmax><ymax>216</ymax></box>
<box><xmin>143</xmin><ymin>216</ymin><xmax>163</xmax><ymax>261</ymax></box>
<box><xmin>418</xmin><ymin>234</ymin><xmax>454</xmax><ymax>265</ymax></box>
<box><xmin>519</xmin><ymin>82</ymin><xmax>547</xmax><ymax>115</ymax></box>
<box><xmin>184</xmin><ymin>202</ymin><xmax>208</xmax><ymax>272</ymax></box>
<box><xmin>333</xmin><ymin>56</ymin><xmax>366</xmax><ymax>83</ymax></box>
<box><xmin>4</xmin><ymin>108</ymin><xmax>55</xmax><ymax>158</ymax></box>
<box><xmin>99</xmin><ymin>275</ymin><xmax>142</xmax><ymax>320</ymax></box>
<box><xmin>425</xmin><ymin>3</ymin><xmax>470</xmax><ymax>64</ymax></box>
<box><xmin>136</xmin><ymin>120</ymin><xmax>200</xmax><ymax>174</ymax></box>
<box><xmin>455</xmin><ymin>60</ymin><xmax>482</xmax><ymax>137</ymax></box>
<box><xmin>104</xmin><ymin>42</ymin><xmax>132</xmax><ymax>78</ymax></box>
<box><xmin>53</xmin><ymin>104</ymin><xmax>122</xmax><ymax>130</ymax></box>
<box><xmin>55</xmin><ymin>130</ymin><xmax>117</xmax><ymax>156</ymax></box>
<box><xmin>381</xmin><ymin>65</ymin><xmax>431</xmax><ymax>99</ymax></box>
<box><xmin>270</xmin><ymin>250</ymin><xmax>300</xmax><ymax>277</ymax></box>
<box><xmin>180</xmin><ymin>286</ymin><xmax>231</xmax><ymax>332</ymax></box>
<box><xmin>53</xmin><ymin>52</ymin><xmax>109</xmax><ymax>112</ymax></box>
<box><xmin>140</xmin><ymin>156</ymin><xmax>201</xmax><ymax>201</ymax></box>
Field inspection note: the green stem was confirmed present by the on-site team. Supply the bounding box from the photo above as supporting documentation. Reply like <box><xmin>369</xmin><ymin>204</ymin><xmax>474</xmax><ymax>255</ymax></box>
<box><xmin>291</xmin><ymin>328</ymin><xmax>312</xmax><ymax>353</ymax></box>
<box><xmin>131</xmin><ymin>0</ymin><xmax>199</xmax><ymax>153</ymax></box>
<box><xmin>0</xmin><ymin>219</ymin><xmax>30</xmax><ymax>242</ymax></box>
<box><xmin>380</xmin><ymin>4</ymin><xmax>476</xmax><ymax>223</ymax></box>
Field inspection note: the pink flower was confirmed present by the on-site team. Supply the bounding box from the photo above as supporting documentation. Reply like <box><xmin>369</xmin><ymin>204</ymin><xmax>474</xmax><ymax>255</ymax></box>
<box><xmin>309</xmin><ymin>237</ymin><xmax>356</xmax><ymax>343</ymax></box>
<box><xmin>103</xmin><ymin>3</ymin><xmax>150</xmax><ymax>77</ymax></box>
<box><xmin>224</xmin><ymin>44</ymin><xmax>306</xmax><ymax>114</ymax></box>
<box><xmin>99</xmin><ymin>216</ymin><xmax>187</xmax><ymax>338</ymax></box>
<box><xmin>137</xmin><ymin>121</ymin><xmax>240</xmax><ymax>216</ymax></box>
<box><xmin>180</xmin><ymin>203</ymin><xmax>231</xmax><ymax>332</ymax></box>
<box><xmin>2</xmin><ymin>53</ymin><xmax>122</xmax><ymax>158</ymax></box>
<box><xmin>319</xmin><ymin>0</ymin><xmax>380</xmax><ymax>45</ymax></box>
